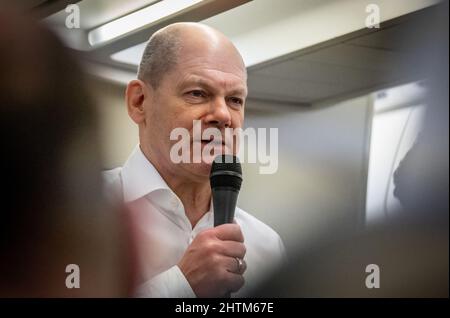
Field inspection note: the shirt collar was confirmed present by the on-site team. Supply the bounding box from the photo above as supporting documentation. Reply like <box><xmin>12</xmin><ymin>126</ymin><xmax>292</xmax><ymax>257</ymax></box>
<box><xmin>121</xmin><ymin>145</ymin><xmax>217</xmax><ymax>231</ymax></box>
<box><xmin>121</xmin><ymin>145</ymin><xmax>171</xmax><ymax>202</ymax></box>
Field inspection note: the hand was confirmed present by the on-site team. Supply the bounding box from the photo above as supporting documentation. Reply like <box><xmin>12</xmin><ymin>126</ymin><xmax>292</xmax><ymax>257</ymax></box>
<box><xmin>178</xmin><ymin>223</ymin><xmax>247</xmax><ymax>297</ymax></box>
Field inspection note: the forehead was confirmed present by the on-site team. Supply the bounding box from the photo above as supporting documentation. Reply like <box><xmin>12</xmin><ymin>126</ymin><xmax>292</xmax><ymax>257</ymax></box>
<box><xmin>171</xmin><ymin>55</ymin><xmax>247</xmax><ymax>94</ymax></box>
<box><xmin>178</xmin><ymin>68</ymin><xmax>247</xmax><ymax>94</ymax></box>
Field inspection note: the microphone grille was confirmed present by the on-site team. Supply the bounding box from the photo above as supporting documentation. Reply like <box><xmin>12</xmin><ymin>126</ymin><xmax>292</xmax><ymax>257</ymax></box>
<box><xmin>210</xmin><ymin>155</ymin><xmax>242</xmax><ymax>190</ymax></box>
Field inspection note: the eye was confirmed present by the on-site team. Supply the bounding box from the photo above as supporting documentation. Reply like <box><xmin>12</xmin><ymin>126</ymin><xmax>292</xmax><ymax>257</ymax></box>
<box><xmin>187</xmin><ymin>90</ymin><xmax>206</xmax><ymax>98</ymax></box>
<box><xmin>228</xmin><ymin>96</ymin><xmax>244</xmax><ymax>107</ymax></box>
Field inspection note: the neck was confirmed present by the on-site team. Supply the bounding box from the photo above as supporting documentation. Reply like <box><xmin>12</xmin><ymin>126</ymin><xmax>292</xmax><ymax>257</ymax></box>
<box><xmin>140</xmin><ymin>144</ymin><xmax>211</xmax><ymax>228</ymax></box>
<box><xmin>170</xmin><ymin>180</ymin><xmax>211</xmax><ymax>228</ymax></box>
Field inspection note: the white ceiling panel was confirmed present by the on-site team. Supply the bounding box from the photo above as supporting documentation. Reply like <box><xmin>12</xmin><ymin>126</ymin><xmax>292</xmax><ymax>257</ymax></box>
<box><xmin>46</xmin><ymin>0</ymin><xmax>160</xmax><ymax>29</ymax></box>
<box><xmin>246</xmin><ymin>13</ymin><xmax>428</xmax><ymax>105</ymax></box>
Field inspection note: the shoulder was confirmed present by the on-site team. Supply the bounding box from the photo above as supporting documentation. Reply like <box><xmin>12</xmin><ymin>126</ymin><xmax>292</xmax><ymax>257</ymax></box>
<box><xmin>102</xmin><ymin>167</ymin><xmax>123</xmax><ymax>199</ymax></box>
<box><xmin>102</xmin><ymin>167</ymin><xmax>122</xmax><ymax>185</ymax></box>
<box><xmin>235</xmin><ymin>206</ymin><xmax>285</xmax><ymax>252</ymax></box>
<box><xmin>235</xmin><ymin>207</ymin><xmax>287</xmax><ymax>280</ymax></box>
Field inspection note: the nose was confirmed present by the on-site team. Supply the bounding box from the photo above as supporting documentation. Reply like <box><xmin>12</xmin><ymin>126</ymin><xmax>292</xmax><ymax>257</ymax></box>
<box><xmin>204</xmin><ymin>97</ymin><xmax>232</xmax><ymax>128</ymax></box>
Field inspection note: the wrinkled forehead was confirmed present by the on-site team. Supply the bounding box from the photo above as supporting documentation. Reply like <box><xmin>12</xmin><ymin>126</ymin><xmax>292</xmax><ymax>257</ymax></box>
<box><xmin>176</xmin><ymin>70</ymin><xmax>248</xmax><ymax>98</ymax></box>
<box><xmin>169</xmin><ymin>58</ymin><xmax>247</xmax><ymax>100</ymax></box>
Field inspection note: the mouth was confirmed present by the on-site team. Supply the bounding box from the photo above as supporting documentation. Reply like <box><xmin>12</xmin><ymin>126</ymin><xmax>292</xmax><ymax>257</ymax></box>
<box><xmin>199</xmin><ymin>138</ymin><xmax>225</xmax><ymax>146</ymax></box>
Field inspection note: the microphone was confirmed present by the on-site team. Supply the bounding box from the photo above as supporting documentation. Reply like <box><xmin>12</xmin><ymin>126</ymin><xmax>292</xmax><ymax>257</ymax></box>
<box><xmin>210</xmin><ymin>155</ymin><xmax>243</xmax><ymax>226</ymax></box>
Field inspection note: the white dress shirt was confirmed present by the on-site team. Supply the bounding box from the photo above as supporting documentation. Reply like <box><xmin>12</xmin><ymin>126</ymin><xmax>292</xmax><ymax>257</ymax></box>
<box><xmin>103</xmin><ymin>145</ymin><xmax>286</xmax><ymax>297</ymax></box>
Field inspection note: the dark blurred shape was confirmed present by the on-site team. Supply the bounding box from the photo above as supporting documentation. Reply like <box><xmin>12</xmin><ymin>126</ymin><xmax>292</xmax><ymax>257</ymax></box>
<box><xmin>0</xmin><ymin>8</ymin><xmax>134</xmax><ymax>297</ymax></box>
<box><xmin>250</xmin><ymin>2</ymin><xmax>448</xmax><ymax>297</ymax></box>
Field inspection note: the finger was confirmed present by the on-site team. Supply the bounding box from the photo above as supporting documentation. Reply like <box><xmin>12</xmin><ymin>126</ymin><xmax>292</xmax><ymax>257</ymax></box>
<box><xmin>218</xmin><ymin>241</ymin><xmax>246</xmax><ymax>259</ymax></box>
<box><xmin>224</xmin><ymin>256</ymin><xmax>247</xmax><ymax>275</ymax></box>
<box><xmin>237</xmin><ymin>258</ymin><xmax>247</xmax><ymax>275</ymax></box>
<box><xmin>214</xmin><ymin>223</ymin><xmax>244</xmax><ymax>242</ymax></box>
<box><xmin>223</xmin><ymin>271</ymin><xmax>245</xmax><ymax>293</ymax></box>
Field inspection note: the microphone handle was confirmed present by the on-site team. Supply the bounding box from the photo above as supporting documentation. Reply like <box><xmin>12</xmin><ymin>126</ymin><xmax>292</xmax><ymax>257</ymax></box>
<box><xmin>212</xmin><ymin>187</ymin><xmax>239</xmax><ymax>298</ymax></box>
<box><xmin>212</xmin><ymin>188</ymin><xmax>239</xmax><ymax>226</ymax></box>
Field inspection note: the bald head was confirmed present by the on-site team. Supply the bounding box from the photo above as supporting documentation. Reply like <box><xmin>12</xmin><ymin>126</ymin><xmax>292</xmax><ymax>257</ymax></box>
<box><xmin>137</xmin><ymin>22</ymin><xmax>246</xmax><ymax>89</ymax></box>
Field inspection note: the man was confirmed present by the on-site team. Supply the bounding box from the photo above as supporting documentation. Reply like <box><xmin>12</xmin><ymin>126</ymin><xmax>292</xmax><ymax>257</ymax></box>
<box><xmin>104</xmin><ymin>22</ymin><xmax>286</xmax><ymax>297</ymax></box>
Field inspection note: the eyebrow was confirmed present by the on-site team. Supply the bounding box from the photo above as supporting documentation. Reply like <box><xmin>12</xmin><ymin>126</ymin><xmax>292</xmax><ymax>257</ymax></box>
<box><xmin>180</xmin><ymin>77</ymin><xmax>247</xmax><ymax>97</ymax></box>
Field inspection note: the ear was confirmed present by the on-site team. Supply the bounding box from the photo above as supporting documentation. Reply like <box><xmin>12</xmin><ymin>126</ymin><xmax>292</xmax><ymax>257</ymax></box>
<box><xmin>126</xmin><ymin>79</ymin><xmax>151</xmax><ymax>124</ymax></box>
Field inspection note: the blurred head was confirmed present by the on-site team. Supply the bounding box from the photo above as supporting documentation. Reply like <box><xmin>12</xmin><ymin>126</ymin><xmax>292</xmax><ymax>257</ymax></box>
<box><xmin>126</xmin><ymin>22</ymin><xmax>247</xmax><ymax>183</ymax></box>
<box><xmin>0</xmin><ymin>9</ymin><xmax>132</xmax><ymax>297</ymax></box>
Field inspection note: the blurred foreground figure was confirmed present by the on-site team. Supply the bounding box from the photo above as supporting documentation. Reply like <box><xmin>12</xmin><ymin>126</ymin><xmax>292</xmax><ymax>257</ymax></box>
<box><xmin>0</xmin><ymin>9</ymin><xmax>135</xmax><ymax>297</ymax></box>
<box><xmin>250</xmin><ymin>3</ymin><xmax>448</xmax><ymax>297</ymax></box>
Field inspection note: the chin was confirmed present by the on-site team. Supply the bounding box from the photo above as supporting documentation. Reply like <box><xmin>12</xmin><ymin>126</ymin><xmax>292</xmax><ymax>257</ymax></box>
<box><xmin>188</xmin><ymin>146</ymin><xmax>235</xmax><ymax>178</ymax></box>
<box><xmin>197</xmin><ymin>160</ymin><xmax>214</xmax><ymax>177</ymax></box>
<box><xmin>180</xmin><ymin>161</ymin><xmax>212</xmax><ymax>180</ymax></box>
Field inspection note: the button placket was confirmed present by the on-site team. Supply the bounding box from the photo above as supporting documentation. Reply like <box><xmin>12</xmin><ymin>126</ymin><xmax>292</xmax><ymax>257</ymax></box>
<box><xmin>188</xmin><ymin>232</ymin><xmax>194</xmax><ymax>244</ymax></box>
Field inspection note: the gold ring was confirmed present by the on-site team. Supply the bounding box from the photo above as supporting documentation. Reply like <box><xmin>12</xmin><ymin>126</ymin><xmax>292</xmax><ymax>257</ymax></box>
<box><xmin>235</xmin><ymin>257</ymin><xmax>243</xmax><ymax>273</ymax></box>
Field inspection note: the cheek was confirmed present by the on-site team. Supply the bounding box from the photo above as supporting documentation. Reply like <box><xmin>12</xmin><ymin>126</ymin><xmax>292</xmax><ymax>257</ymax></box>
<box><xmin>173</xmin><ymin>107</ymin><xmax>206</xmax><ymax>130</ymax></box>
<box><xmin>165</xmin><ymin>114</ymin><xmax>197</xmax><ymax>148</ymax></box>
<box><xmin>150</xmin><ymin>98</ymin><xmax>182</xmax><ymax>134</ymax></box>
<box><xmin>231</xmin><ymin>111</ymin><xmax>244</xmax><ymax>128</ymax></box>
<box><xmin>171</xmin><ymin>112</ymin><xmax>194</xmax><ymax>130</ymax></box>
